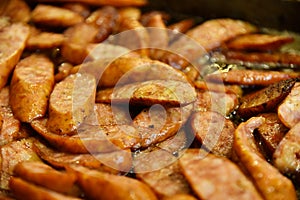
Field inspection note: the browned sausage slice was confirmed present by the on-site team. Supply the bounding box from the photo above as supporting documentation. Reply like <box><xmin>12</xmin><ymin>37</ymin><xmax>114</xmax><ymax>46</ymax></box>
<box><xmin>9</xmin><ymin>177</ymin><xmax>82</xmax><ymax>200</ymax></box>
<box><xmin>234</xmin><ymin>117</ymin><xmax>297</xmax><ymax>200</ymax></box>
<box><xmin>278</xmin><ymin>82</ymin><xmax>300</xmax><ymax>128</ymax></box>
<box><xmin>33</xmin><ymin>139</ymin><xmax>132</xmax><ymax>174</ymax></box>
<box><xmin>237</xmin><ymin>78</ymin><xmax>296</xmax><ymax>119</ymax></box>
<box><xmin>31</xmin><ymin>118</ymin><xmax>119</xmax><ymax>154</ymax></box>
<box><xmin>273</xmin><ymin>122</ymin><xmax>300</xmax><ymax>176</ymax></box>
<box><xmin>225</xmin><ymin>51</ymin><xmax>300</xmax><ymax>66</ymax></box>
<box><xmin>226</xmin><ymin>34</ymin><xmax>294</xmax><ymax>51</ymax></box>
<box><xmin>136</xmin><ymin>160</ymin><xmax>192</xmax><ymax>198</ymax></box>
<box><xmin>190</xmin><ymin>111</ymin><xmax>235</xmax><ymax>158</ymax></box>
<box><xmin>193</xmin><ymin>91</ymin><xmax>239</xmax><ymax>116</ymax></box>
<box><xmin>133</xmin><ymin>104</ymin><xmax>193</xmax><ymax>149</ymax></box>
<box><xmin>205</xmin><ymin>69</ymin><xmax>299</xmax><ymax>86</ymax></box>
<box><xmin>13</xmin><ymin>162</ymin><xmax>79</xmax><ymax>196</ymax></box>
<box><xmin>27</xmin><ymin>30</ymin><xmax>65</xmax><ymax>49</ymax></box>
<box><xmin>0</xmin><ymin>23</ymin><xmax>29</xmax><ymax>90</ymax></box>
<box><xmin>256</xmin><ymin>113</ymin><xmax>288</xmax><ymax>158</ymax></box>
<box><xmin>10</xmin><ymin>54</ymin><xmax>54</xmax><ymax>123</ymax></box>
<box><xmin>0</xmin><ymin>138</ymin><xmax>40</xmax><ymax>190</ymax></box>
<box><xmin>31</xmin><ymin>4</ymin><xmax>84</xmax><ymax>27</ymax></box>
<box><xmin>179</xmin><ymin>149</ymin><xmax>263</xmax><ymax>200</ymax></box>
<box><xmin>47</xmin><ymin>73</ymin><xmax>96</xmax><ymax>135</ymax></box>
<box><xmin>161</xmin><ymin>194</ymin><xmax>197</xmax><ymax>200</ymax></box>
<box><xmin>2</xmin><ymin>0</ymin><xmax>31</xmax><ymax>23</ymax></box>
<box><xmin>70</xmin><ymin>166</ymin><xmax>158</xmax><ymax>200</ymax></box>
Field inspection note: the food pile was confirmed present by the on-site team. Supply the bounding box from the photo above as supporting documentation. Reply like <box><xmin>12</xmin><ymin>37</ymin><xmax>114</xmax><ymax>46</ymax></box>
<box><xmin>1</xmin><ymin>0</ymin><xmax>300</xmax><ymax>199</ymax></box>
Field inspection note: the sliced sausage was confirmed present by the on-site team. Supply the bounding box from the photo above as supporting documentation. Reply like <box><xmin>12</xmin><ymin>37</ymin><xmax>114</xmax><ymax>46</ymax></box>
<box><xmin>9</xmin><ymin>177</ymin><xmax>82</xmax><ymax>200</ymax></box>
<box><xmin>237</xmin><ymin>78</ymin><xmax>296</xmax><ymax>119</ymax></box>
<box><xmin>190</xmin><ymin>111</ymin><xmax>235</xmax><ymax>158</ymax></box>
<box><xmin>2</xmin><ymin>0</ymin><xmax>31</xmax><ymax>23</ymax></box>
<box><xmin>179</xmin><ymin>149</ymin><xmax>263</xmax><ymax>200</ymax></box>
<box><xmin>31</xmin><ymin>4</ymin><xmax>84</xmax><ymax>27</ymax></box>
<box><xmin>27</xmin><ymin>30</ymin><xmax>65</xmax><ymax>49</ymax></box>
<box><xmin>278</xmin><ymin>82</ymin><xmax>300</xmax><ymax>128</ymax></box>
<box><xmin>194</xmin><ymin>80</ymin><xmax>243</xmax><ymax>96</ymax></box>
<box><xmin>69</xmin><ymin>166</ymin><xmax>158</xmax><ymax>200</ymax></box>
<box><xmin>168</xmin><ymin>19</ymin><xmax>195</xmax><ymax>34</ymax></box>
<box><xmin>234</xmin><ymin>117</ymin><xmax>297</xmax><ymax>200</ymax></box>
<box><xmin>205</xmin><ymin>69</ymin><xmax>299</xmax><ymax>86</ymax></box>
<box><xmin>33</xmin><ymin>139</ymin><xmax>132</xmax><ymax>174</ymax></box>
<box><xmin>31</xmin><ymin>118</ymin><xmax>121</xmax><ymax>154</ymax></box>
<box><xmin>193</xmin><ymin>90</ymin><xmax>239</xmax><ymax>116</ymax></box>
<box><xmin>225</xmin><ymin>51</ymin><xmax>300</xmax><ymax>66</ymax></box>
<box><xmin>164</xmin><ymin>19</ymin><xmax>257</xmax><ymax>68</ymax></box>
<box><xmin>273</xmin><ymin>122</ymin><xmax>300</xmax><ymax>176</ymax></box>
<box><xmin>0</xmin><ymin>138</ymin><xmax>41</xmax><ymax>190</ymax></box>
<box><xmin>136</xmin><ymin>160</ymin><xmax>192</xmax><ymax>198</ymax></box>
<box><xmin>101</xmin><ymin>80</ymin><xmax>196</xmax><ymax>107</ymax></box>
<box><xmin>0</xmin><ymin>23</ymin><xmax>29</xmax><ymax>90</ymax></box>
<box><xmin>161</xmin><ymin>194</ymin><xmax>197</xmax><ymax>200</ymax></box>
<box><xmin>226</xmin><ymin>34</ymin><xmax>294</xmax><ymax>51</ymax></box>
<box><xmin>256</xmin><ymin>113</ymin><xmax>288</xmax><ymax>158</ymax></box>
<box><xmin>13</xmin><ymin>162</ymin><xmax>80</xmax><ymax>196</ymax></box>
<box><xmin>133</xmin><ymin>104</ymin><xmax>193</xmax><ymax>149</ymax></box>
<box><xmin>86</xmin><ymin>6</ymin><xmax>119</xmax><ymax>43</ymax></box>
<box><xmin>10</xmin><ymin>54</ymin><xmax>55</xmax><ymax>123</ymax></box>
<box><xmin>47</xmin><ymin>73</ymin><xmax>96</xmax><ymax>135</ymax></box>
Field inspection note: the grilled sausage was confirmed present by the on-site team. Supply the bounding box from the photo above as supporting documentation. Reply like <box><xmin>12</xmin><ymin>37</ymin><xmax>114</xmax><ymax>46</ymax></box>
<box><xmin>226</xmin><ymin>34</ymin><xmax>294</xmax><ymax>51</ymax></box>
<box><xmin>278</xmin><ymin>82</ymin><xmax>300</xmax><ymax>128</ymax></box>
<box><xmin>234</xmin><ymin>117</ymin><xmax>297</xmax><ymax>200</ymax></box>
<box><xmin>14</xmin><ymin>161</ymin><xmax>79</xmax><ymax>196</ymax></box>
<box><xmin>10</xmin><ymin>54</ymin><xmax>55</xmax><ymax>123</ymax></box>
<box><xmin>9</xmin><ymin>177</ymin><xmax>82</xmax><ymax>200</ymax></box>
<box><xmin>47</xmin><ymin>73</ymin><xmax>96</xmax><ymax>135</ymax></box>
<box><xmin>0</xmin><ymin>23</ymin><xmax>29</xmax><ymax>90</ymax></box>
<box><xmin>70</xmin><ymin>166</ymin><xmax>158</xmax><ymax>200</ymax></box>
<box><xmin>237</xmin><ymin>78</ymin><xmax>296</xmax><ymax>119</ymax></box>
<box><xmin>179</xmin><ymin>149</ymin><xmax>263</xmax><ymax>200</ymax></box>
<box><xmin>190</xmin><ymin>111</ymin><xmax>235</xmax><ymax>158</ymax></box>
<box><xmin>273</xmin><ymin>122</ymin><xmax>300</xmax><ymax>176</ymax></box>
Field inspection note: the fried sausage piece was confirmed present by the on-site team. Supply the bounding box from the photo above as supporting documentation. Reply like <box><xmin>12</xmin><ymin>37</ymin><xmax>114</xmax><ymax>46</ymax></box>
<box><xmin>164</xmin><ymin>19</ymin><xmax>257</xmax><ymax>68</ymax></box>
<box><xmin>179</xmin><ymin>149</ymin><xmax>263</xmax><ymax>200</ymax></box>
<box><xmin>33</xmin><ymin>139</ymin><xmax>132</xmax><ymax>174</ymax></box>
<box><xmin>31</xmin><ymin>118</ymin><xmax>119</xmax><ymax>154</ymax></box>
<box><xmin>136</xmin><ymin>160</ymin><xmax>192</xmax><ymax>198</ymax></box>
<box><xmin>205</xmin><ymin>69</ymin><xmax>299</xmax><ymax>86</ymax></box>
<box><xmin>133</xmin><ymin>104</ymin><xmax>193</xmax><ymax>149</ymax></box>
<box><xmin>47</xmin><ymin>73</ymin><xmax>96</xmax><ymax>135</ymax></box>
<box><xmin>278</xmin><ymin>82</ymin><xmax>300</xmax><ymax>128</ymax></box>
<box><xmin>256</xmin><ymin>113</ymin><xmax>288</xmax><ymax>158</ymax></box>
<box><xmin>98</xmin><ymin>80</ymin><xmax>196</xmax><ymax>107</ymax></box>
<box><xmin>193</xmin><ymin>91</ymin><xmax>239</xmax><ymax>116</ymax></box>
<box><xmin>14</xmin><ymin>162</ymin><xmax>80</xmax><ymax>196</ymax></box>
<box><xmin>190</xmin><ymin>111</ymin><xmax>235</xmax><ymax>158</ymax></box>
<box><xmin>9</xmin><ymin>177</ymin><xmax>82</xmax><ymax>200</ymax></box>
<box><xmin>225</xmin><ymin>51</ymin><xmax>300</xmax><ymax>66</ymax></box>
<box><xmin>168</xmin><ymin>19</ymin><xmax>195</xmax><ymax>34</ymax></box>
<box><xmin>194</xmin><ymin>80</ymin><xmax>243</xmax><ymax>96</ymax></box>
<box><xmin>86</xmin><ymin>6</ymin><xmax>119</xmax><ymax>43</ymax></box>
<box><xmin>237</xmin><ymin>78</ymin><xmax>296</xmax><ymax>119</ymax></box>
<box><xmin>69</xmin><ymin>166</ymin><xmax>158</xmax><ymax>200</ymax></box>
<box><xmin>31</xmin><ymin>4</ymin><xmax>84</xmax><ymax>27</ymax></box>
<box><xmin>98</xmin><ymin>57</ymin><xmax>188</xmax><ymax>88</ymax></box>
<box><xmin>0</xmin><ymin>138</ymin><xmax>41</xmax><ymax>190</ymax></box>
<box><xmin>2</xmin><ymin>0</ymin><xmax>31</xmax><ymax>23</ymax></box>
<box><xmin>273</xmin><ymin>122</ymin><xmax>300</xmax><ymax>176</ymax></box>
<box><xmin>234</xmin><ymin>117</ymin><xmax>297</xmax><ymax>200</ymax></box>
<box><xmin>27</xmin><ymin>30</ymin><xmax>65</xmax><ymax>49</ymax></box>
<box><xmin>0</xmin><ymin>23</ymin><xmax>29</xmax><ymax>90</ymax></box>
<box><xmin>10</xmin><ymin>54</ymin><xmax>55</xmax><ymax>123</ymax></box>
<box><xmin>30</xmin><ymin>0</ymin><xmax>148</xmax><ymax>7</ymax></box>
<box><xmin>226</xmin><ymin>34</ymin><xmax>294</xmax><ymax>51</ymax></box>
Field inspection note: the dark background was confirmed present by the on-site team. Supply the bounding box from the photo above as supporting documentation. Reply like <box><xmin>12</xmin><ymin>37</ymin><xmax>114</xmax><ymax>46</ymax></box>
<box><xmin>144</xmin><ymin>0</ymin><xmax>300</xmax><ymax>32</ymax></box>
